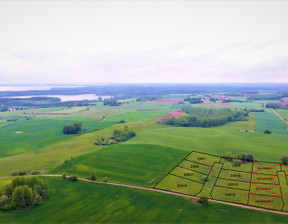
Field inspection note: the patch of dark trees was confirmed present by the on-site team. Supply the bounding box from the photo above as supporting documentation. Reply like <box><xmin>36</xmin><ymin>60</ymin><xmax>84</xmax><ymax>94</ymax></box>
<box><xmin>222</xmin><ymin>99</ymin><xmax>244</xmax><ymax>103</ymax></box>
<box><xmin>243</xmin><ymin>108</ymin><xmax>265</xmax><ymax>112</ymax></box>
<box><xmin>62</xmin><ymin>122</ymin><xmax>82</xmax><ymax>134</ymax></box>
<box><xmin>0</xmin><ymin>97</ymin><xmax>92</xmax><ymax>110</ymax></box>
<box><xmin>160</xmin><ymin>107</ymin><xmax>249</xmax><ymax>128</ymax></box>
<box><xmin>265</xmin><ymin>103</ymin><xmax>287</xmax><ymax>109</ymax></box>
<box><xmin>94</xmin><ymin>126</ymin><xmax>136</xmax><ymax>146</ymax></box>
<box><xmin>0</xmin><ymin>177</ymin><xmax>48</xmax><ymax>211</ymax></box>
<box><xmin>103</xmin><ymin>98</ymin><xmax>120</xmax><ymax>106</ymax></box>
<box><xmin>183</xmin><ymin>98</ymin><xmax>203</xmax><ymax>104</ymax></box>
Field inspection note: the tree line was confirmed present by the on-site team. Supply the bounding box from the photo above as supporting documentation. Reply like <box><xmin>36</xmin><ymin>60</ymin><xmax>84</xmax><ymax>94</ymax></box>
<box><xmin>183</xmin><ymin>98</ymin><xmax>203</xmax><ymax>104</ymax></box>
<box><xmin>0</xmin><ymin>177</ymin><xmax>48</xmax><ymax>211</ymax></box>
<box><xmin>161</xmin><ymin>107</ymin><xmax>249</xmax><ymax>128</ymax></box>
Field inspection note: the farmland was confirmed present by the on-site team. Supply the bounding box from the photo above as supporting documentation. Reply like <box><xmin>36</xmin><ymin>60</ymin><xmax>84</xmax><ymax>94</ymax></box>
<box><xmin>1</xmin><ymin>84</ymin><xmax>288</xmax><ymax>223</ymax></box>
<box><xmin>2</xmin><ymin>177</ymin><xmax>288</xmax><ymax>223</ymax></box>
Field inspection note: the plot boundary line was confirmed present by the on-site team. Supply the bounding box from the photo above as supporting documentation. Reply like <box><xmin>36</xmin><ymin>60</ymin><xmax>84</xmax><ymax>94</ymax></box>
<box><xmin>154</xmin><ymin>150</ymin><xmax>288</xmax><ymax>212</ymax></box>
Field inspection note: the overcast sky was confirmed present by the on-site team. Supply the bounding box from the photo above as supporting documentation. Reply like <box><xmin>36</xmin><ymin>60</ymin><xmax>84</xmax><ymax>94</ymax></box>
<box><xmin>0</xmin><ymin>1</ymin><xmax>287</xmax><ymax>84</ymax></box>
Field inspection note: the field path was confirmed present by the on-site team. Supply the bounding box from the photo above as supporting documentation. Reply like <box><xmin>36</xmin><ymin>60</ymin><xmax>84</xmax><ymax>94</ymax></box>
<box><xmin>273</xmin><ymin>109</ymin><xmax>288</xmax><ymax>127</ymax></box>
<box><xmin>1</xmin><ymin>174</ymin><xmax>288</xmax><ymax>215</ymax></box>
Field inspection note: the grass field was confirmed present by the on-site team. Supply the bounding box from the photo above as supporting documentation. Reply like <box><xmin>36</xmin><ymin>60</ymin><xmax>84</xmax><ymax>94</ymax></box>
<box><xmin>1</xmin><ymin>177</ymin><xmax>288</xmax><ymax>223</ymax></box>
<box><xmin>256</xmin><ymin>112</ymin><xmax>288</xmax><ymax>135</ymax></box>
<box><xmin>0</xmin><ymin>121</ymin><xmax>159</xmax><ymax>176</ymax></box>
<box><xmin>0</xmin><ymin>117</ymin><xmax>115</xmax><ymax>157</ymax></box>
<box><xmin>103</xmin><ymin>108</ymin><xmax>174</xmax><ymax>123</ymax></box>
<box><xmin>51</xmin><ymin>144</ymin><xmax>188</xmax><ymax>187</ymax></box>
<box><xmin>125</xmin><ymin>122</ymin><xmax>288</xmax><ymax>162</ymax></box>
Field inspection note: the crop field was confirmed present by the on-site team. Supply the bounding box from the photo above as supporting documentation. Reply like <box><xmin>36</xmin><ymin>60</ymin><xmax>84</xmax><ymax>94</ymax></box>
<box><xmin>103</xmin><ymin>108</ymin><xmax>174</xmax><ymax>123</ymax></box>
<box><xmin>51</xmin><ymin>144</ymin><xmax>188</xmax><ymax>187</ymax></box>
<box><xmin>155</xmin><ymin>151</ymin><xmax>288</xmax><ymax>212</ymax></box>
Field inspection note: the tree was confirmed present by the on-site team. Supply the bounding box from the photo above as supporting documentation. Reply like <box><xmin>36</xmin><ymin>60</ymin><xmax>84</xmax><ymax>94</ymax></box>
<box><xmin>282</xmin><ymin>156</ymin><xmax>288</xmax><ymax>165</ymax></box>
<box><xmin>62</xmin><ymin>122</ymin><xmax>82</xmax><ymax>134</ymax></box>
<box><xmin>0</xmin><ymin>195</ymin><xmax>9</xmax><ymax>207</ymax></box>
<box><xmin>0</xmin><ymin>177</ymin><xmax>48</xmax><ymax>211</ymax></box>
<box><xmin>246</xmin><ymin>153</ymin><xmax>254</xmax><ymax>162</ymax></box>
<box><xmin>90</xmin><ymin>172</ymin><xmax>96</xmax><ymax>181</ymax></box>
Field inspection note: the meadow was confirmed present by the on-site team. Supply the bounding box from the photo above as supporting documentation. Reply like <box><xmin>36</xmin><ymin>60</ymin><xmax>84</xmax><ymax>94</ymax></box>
<box><xmin>1</xmin><ymin>177</ymin><xmax>288</xmax><ymax>223</ymax></box>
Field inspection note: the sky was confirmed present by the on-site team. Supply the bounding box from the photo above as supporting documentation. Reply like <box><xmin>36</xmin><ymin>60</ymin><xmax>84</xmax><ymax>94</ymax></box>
<box><xmin>0</xmin><ymin>1</ymin><xmax>288</xmax><ymax>84</ymax></box>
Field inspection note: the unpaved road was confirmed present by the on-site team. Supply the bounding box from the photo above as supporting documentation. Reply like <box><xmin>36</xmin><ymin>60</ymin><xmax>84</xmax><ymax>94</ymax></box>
<box><xmin>1</xmin><ymin>174</ymin><xmax>288</xmax><ymax>215</ymax></box>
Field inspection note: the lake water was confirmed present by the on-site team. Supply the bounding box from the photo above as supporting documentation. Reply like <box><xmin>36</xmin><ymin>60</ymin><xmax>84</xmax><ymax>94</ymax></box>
<box><xmin>1</xmin><ymin>94</ymin><xmax>112</xmax><ymax>102</ymax></box>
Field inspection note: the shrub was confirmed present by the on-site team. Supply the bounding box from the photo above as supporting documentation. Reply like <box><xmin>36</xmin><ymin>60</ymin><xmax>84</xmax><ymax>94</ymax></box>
<box><xmin>90</xmin><ymin>173</ymin><xmax>96</xmax><ymax>181</ymax></box>
<box><xmin>11</xmin><ymin>171</ymin><xmax>18</xmax><ymax>176</ymax></box>
<box><xmin>264</xmin><ymin>129</ymin><xmax>271</xmax><ymax>134</ymax></box>
<box><xmin>19</xmin><ymin>171</ymin><xmax>27</xmax><ymax>176</ymax></box>
<box><xmin>31</xmin><ymin>171</ymin><xmax>41</xmax><ymax>175</ymax></box>
<box><xmin>62</xmin><ymin>173</ymin><xmax>67</xmax><ymax>179</ymax></box>
<box><xmin>282</xmin><ymin>156</ymin><xmax>288</xmax><ymax>165</ymax></box>
<box><xmin>69</xmin><ymin>175</ymin><xmax>78</xmax><ymax>181</ymax></box>
<box><xmin>197</xmin><ymin>197</ymin><xmax>208</xmax><ymax>205</ymax></box>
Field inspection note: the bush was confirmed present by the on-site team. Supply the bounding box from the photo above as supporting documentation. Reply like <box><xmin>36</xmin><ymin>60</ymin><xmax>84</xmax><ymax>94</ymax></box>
<box><xmin>197</xmin><ymin>197</ymin><xmax>208</xmax><ymax>205</ymax></box>
<box><xmin>19</xmin><ymin>171</ymin><xmax>27</xmax><ymax>176</ymax></box>
<box><xmin>62</xmin><ymin>173</ymin><xmax>67</xmax><ymax>178</ymax></box>
<box><xmin>69</xmin><ymin>175</ymin><xmax>78</xmax><ymax>181</ymax></box>
<box><xmin>264</xmin><ymin>129</ymin><xmax>271</xmax><ymax>134</ymax></box>
<box><xmin>11</xmin><ymin>171</ymin><xmax>18</xmax><ymax>176</ymax></box>
<box><xmin>90</xmin><ymin>173</ymin><xmax>96</xmax><ymax>181</ymax></box>
<box><xmin>282</xmin><ymin>156</ymin><xmax>288</xmax><ymax>165</ymax></box>
<box><xmin>31</xmin><ymin>171</ymin><xmax>41</xmax><ymax>175</ymax></box>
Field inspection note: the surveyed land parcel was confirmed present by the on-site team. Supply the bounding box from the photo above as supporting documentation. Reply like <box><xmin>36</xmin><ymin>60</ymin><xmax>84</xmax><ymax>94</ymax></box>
<box><xmin>155</xmin><ymin>151</ymin><xmax>288</xmax><ymax>212</ymax></box>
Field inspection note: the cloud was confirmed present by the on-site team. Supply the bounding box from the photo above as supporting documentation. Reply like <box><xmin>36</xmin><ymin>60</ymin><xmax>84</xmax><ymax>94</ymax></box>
<box><xmin>0</xmin><ymin>39</ymin><xmax>288</xmax><ymax>83</ymax></box>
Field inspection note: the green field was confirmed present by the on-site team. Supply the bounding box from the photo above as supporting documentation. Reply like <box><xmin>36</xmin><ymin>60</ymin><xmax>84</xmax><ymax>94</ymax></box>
<box><xmin>125</xmin><ymin>123</ymin><xmax>288</xmax><ymax>162</ymax></box>
<box><xmin>1</xmin><ymin>177</ymin><xmax>288</xmax><ymax>223</ymax></box>
<box><xmin>1</xmin><ymin>95</ymin><xmax>288</xmax><ymax>222</ymax></box>
<box><xmin>103</xmin><ymin>108</ymin><xmax>174</xmax><ymax>123</ymax></box>
<box><xmin>0</xmin><ymin>117</ymin><xmax>115</xmax><ymax>157</ymax></box>
<box><xmin>51</xmin><ymin>144</ymin><xmax>188</xmax><ymax>187</ymax></box>
<box><xmin>256</xmin><ymin>111</ymin><xmax>287</xmax><ymax>135</ymax></box>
